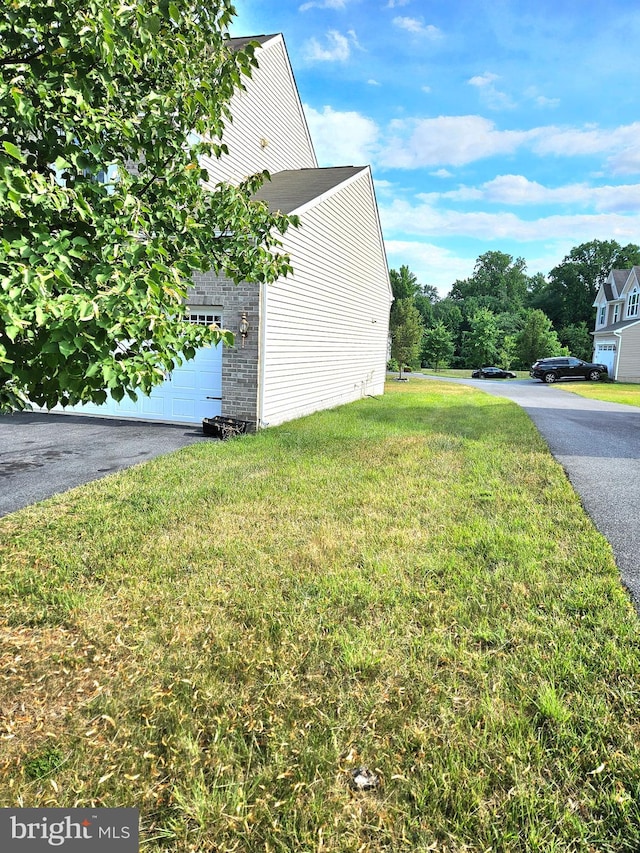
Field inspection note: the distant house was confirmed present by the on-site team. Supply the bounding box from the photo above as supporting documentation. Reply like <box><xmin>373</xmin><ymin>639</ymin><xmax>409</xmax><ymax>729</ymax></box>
<box><xmin>63</xmin><ymin>33</ymin><xmax>392</xmax><ymax>428</ymax></box>
<box><xmin>592</xmin><ymin>267</ymin><xmax>640</xmax><ymax>381</ymax></box>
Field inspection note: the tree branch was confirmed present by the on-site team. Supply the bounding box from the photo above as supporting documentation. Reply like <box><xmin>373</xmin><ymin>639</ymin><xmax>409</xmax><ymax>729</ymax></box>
<box><xmin>0</xmin><ymin>46</ymin><xmax>47</xmax><ymax>67</ymax></box>
<box><xmin>135</xmin><ymin>154</ymin><xmax>175</xmax><ymax>198</ymax></box>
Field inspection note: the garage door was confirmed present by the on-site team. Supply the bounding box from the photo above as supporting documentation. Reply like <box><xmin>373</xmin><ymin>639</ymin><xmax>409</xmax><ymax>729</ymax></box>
<box><xmin>595</xmin><ymin>342</ymin><xmax>616</xmax><ymax>375</ymax></box>
<box><xmin>64</xmin><ymin>311</ymin><xmax>223</xmax><ymax>425</ymax></box>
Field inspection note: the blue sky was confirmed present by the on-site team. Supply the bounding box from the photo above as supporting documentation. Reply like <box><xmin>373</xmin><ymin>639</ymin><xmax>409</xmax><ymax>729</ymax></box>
<box><xmin>230</xmin><ymin>1</ymin><xmax>640</xmax><ymax>296</ymax></box>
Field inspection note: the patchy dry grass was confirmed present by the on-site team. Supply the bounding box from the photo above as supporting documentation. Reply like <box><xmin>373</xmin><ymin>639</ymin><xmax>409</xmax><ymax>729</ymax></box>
<box><xmin>1</xmin><ymin>379</ymin><xmax>640</xmax><ymax>852</ymax></box>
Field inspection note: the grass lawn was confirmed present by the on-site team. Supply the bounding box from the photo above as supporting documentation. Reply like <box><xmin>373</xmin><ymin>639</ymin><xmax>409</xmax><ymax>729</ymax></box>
<box><xmin>551</xmin><ymin>381</ymin><xmax>640</xmax><ymax>408</ymax></box>
<box><xmin>2</xmin><ymin>379</ymin><xmax>640</xmax><ymax>852</ymax></box>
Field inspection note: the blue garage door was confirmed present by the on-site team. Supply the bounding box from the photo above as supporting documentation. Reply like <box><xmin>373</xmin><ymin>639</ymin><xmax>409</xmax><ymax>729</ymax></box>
<box><xmin>66</xmin><ymin>312</ymin><xmax>223</xmax><ymax>425</ymax></box>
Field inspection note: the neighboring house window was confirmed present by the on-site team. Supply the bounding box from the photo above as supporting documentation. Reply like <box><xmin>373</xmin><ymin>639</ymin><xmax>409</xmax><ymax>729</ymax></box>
<box><xmin>599</xmin><ymin>305</ymin><xmax>606</xmax><ymax>325</ymax></box>
<box><xmin>628</xmin><ymin>290</ymin><xmax>640</xmax><ymax>318</ymax></box>
<box><xmin>613</xmin><ymin>303</ymin><xmax>620</xmax><ymax>324</ymax></box>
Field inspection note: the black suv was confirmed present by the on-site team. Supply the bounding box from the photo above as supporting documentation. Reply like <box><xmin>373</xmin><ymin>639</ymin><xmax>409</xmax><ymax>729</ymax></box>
<box><xmin>530</xmin><ymin>357</ymin><xmax>607</xmax><ymax>384</ymax></box>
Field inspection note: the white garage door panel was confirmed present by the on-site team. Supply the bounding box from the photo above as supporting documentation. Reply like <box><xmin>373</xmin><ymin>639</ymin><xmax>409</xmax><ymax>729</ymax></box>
<box><xmin>595</xmin><ymin>343</ymin><xmax>616</xmax><ymax>374</ymax></box>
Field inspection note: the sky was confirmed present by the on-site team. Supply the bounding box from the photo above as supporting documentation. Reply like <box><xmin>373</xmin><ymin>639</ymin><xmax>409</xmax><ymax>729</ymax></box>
<box><xmin>230</xmin><ymin>0</ymin><xmax>640</xmax><ymax>296</ymax></box>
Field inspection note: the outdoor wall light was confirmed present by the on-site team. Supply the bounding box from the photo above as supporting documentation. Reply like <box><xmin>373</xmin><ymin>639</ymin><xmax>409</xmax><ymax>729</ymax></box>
<box><xmin>238</xmin><ymin>312</ymin><xmax>249</xmax><ymax>347</ymax></box>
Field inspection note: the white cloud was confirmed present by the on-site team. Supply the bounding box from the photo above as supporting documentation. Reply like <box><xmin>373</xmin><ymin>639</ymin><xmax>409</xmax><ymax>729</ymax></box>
<box><xmin>468</xmin><ymin>72</ymin><xmax>514</xmax><ymax>110</ymax></box>
<box><xmin>524</xmin><ymin>86</ymin><xmax>560</xmax><ymax>109</ymax></box>
<box><xmin>380</xmin><ymin>197</ymin><xmax>640</xmax><ymax>243</ymax></box>
<box><xmin>431</xmin><ymin>168</ymin><xmax>453</xmax><ymax>178</ymax></box>
<box><xmin>381</xmin><ymin>115</ymin><xmax>532</xmax><ymax>168</ymax></box>
<box><xmin>468</xmin><ymin>72</ymin><xmax>499</xmax><ymax>88</ymax></box>
<box><xmin>532</xmin><ymin>123</ymin><xmax>640</xmax><ymax>157</ymax></box>
<box><xmin>386</xmin><ymin>0</ymin><xmax>411</xmax><ymax>7</ymax></box>
<box><xmin>423</xmin><ymin>174</ymin><xmax>640</xmax><ymax>212</ymax></box>
<box><xmin>384</xmin><ymin>240</ymin><xmax>475</xmax><ymax>295</ymax></box>
<box><xmin>302</xmin><ymin>102</ymin><xmax>640</xmax><ymax>175</ymax></box>
<box><xmin>304</xmin><ymin>104</ymin><xmax>380</xmax><ymax>165</ymax></box>
<box><xmin>303</xmin><ymin>30</ymin><xmax>353</xmax><ymax>62</ymax></box>
<box><xmin>367</xmin><ymin>79</ymin><xmax>381</xmax><ymax>86</ymax></box>
<box><xmin>375</xmin><ymin>116</ymin><xmax>640</xmax><ymax>172</ymax></box>
<box><xmin>373</xmin><ymin>178</ymin><xmax>395</xmax><ymax>191</ymax></box>
<box><xmin>393</xmin><ymin>17</ymin><xmax>442</xmax><ymax>38</ymax></box>
<box><xmin>528</xmin><ymin>123</ymin><xmax>640</xmax><ymax>174</ymax></box>
<box><xmin>610</xmin><ymin>146</ymin><xmax>640</xmax><ymax>175</ymax></box>
<box><xmin>299</xmin><ymin>0</ymin><xmax>347</xmax><ymax>10</ymax></box>
<box><xmin>347</xmin><ymin>28</ymin><xmax>364</xmax><ymax>51</ymax></box>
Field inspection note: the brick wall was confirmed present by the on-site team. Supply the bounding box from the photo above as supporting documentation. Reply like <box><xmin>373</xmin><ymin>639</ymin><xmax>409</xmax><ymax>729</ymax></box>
<box><xmin>189</xmin><ymin>272</ymin><xmax>261</xmax><ymax>429</ymax></box>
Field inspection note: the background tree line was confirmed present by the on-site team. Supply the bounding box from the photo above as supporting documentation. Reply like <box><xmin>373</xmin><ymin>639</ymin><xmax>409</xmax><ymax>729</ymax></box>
<box><xmin>389</xmin><ymin>240</ymin><xmax>640</xmax><ymax>373</ymax></box>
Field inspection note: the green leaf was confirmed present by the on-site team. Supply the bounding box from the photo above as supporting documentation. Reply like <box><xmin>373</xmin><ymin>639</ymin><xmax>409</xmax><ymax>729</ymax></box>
<box><xmin>4</xmin><ymin>325</ymin><xmax>21</xmax><ymax>342</ymax></box>
<box><xmin>58</xmin><ymin>340</ymin><xmax>77</xmax><ymax>357</ymax></box>
<box><xmin>101</xmin><ymin>8</ymin><xmax>115</xmax><ymax>31</ymax></box>
<box><xmin>146</xmin><ymin>15</ymin><xmax>161</xmax><ymax>35</ymax></box>
<box><xmin>2</xmin><ymin>142</ymin><xmax>25</xmax><ymax>163</ymax></box>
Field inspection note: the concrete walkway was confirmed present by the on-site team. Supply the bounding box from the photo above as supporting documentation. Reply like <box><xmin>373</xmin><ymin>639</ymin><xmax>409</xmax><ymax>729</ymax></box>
<box><xmin>414</xmin><ymin>374</ymin><xmax>640</xmax><ymax>610</ymax></box>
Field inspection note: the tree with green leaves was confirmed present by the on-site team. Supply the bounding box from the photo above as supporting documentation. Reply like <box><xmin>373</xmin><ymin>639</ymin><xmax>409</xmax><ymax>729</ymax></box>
<box><xmin>390</xmin><ymin>298</ymin><xmax>423</xmax><ymax>379</ymax></box>
<box><xmin>433</xmin><ymin>298</ymin><xmax>463</xmax><ymax>338</ymax></box>
<box><xmin>413</xmin><ymin>283</ymin><xmax>440</xmax><ymax>328</ymax></box>
<box><xmin>421</xmin><ymin>321</ymin><xmax>454</xmax><ymax>371</ymax></box>
<box><xmin>534</xmin><ymin>240</ymin><xmax>640</xmax><ymax>328</ymax></box>
<box><xmin>389</xmin><ymin>264</ymin><xmax>421</xmax><ymax>301</ymax></box>
<box><xmin>460</xmin><ymin>308</ymin><xmax>501</xmax><ymax>368</ymax></box>
<box><xmin>516</xmin><ymin>310</ymin><xmax>566</xmax><ymax>367</ymax></box>
<box><xmin>498</xmin><ymin>334</ymin><xmax>518</xmax><ymax>371</ymax></box>
<box><xmin>0</xmin><ymin>0</ymin><xmax>297</xmax><ymax>411</ymax></box>
<box><xmin>558</xmin><ymin>322</ymin><xmax>593</xmax><ymax>362</ymax></box>
<box><xmin>450</xmin><ymin>251</ymin><xmax>529</xmax><ymax>315</ymax></box>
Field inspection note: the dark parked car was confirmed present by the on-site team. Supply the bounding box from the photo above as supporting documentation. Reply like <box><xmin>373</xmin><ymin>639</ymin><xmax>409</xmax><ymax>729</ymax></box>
<box><xmin>530</xmin><ymin>357</ymin><xmax>607</xmax><ymax>384</ymax></box>
<box><xmin>471</xmin><ymin>366</ymin><xmax>517</xmax><ymax>379</ymax></box>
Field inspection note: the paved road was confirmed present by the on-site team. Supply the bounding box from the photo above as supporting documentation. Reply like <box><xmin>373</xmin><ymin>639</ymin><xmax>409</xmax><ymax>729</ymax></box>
<box><xmin>0</xmin><ymin>411</ymin><xmax>212</xmax><ymax>517</ymax></box>
<box><xmin>416</xmin><ymin>374</ymin><xmax>640</xmax><ymax>609</ymax></box>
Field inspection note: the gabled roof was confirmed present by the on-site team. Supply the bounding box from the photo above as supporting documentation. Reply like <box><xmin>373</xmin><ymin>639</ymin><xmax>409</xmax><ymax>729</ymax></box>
<box><xmin>252</xmin><ymin>166</ymin><xmax>366</xmax><ymax>214</ymax></box>
<box><xmin>592</xmin><ymin>317</ymin><xmax>640</xmax><ymax>335</ymax></box>
<box><xmin>597</xmin><ymin>268</ymin><xmax>640</xmax><ymax>304</ymax></box>
<box><xmin>612</xmin><ymin>269</ymin><xmax>629</xmax><ymax>298</ymax></box>
<box><xmin>619</xmin><ymin>266</ymin><xmax>640</xmax><ymax>295</ymax></box>
<box><xmin>225</xmin><ymin>34</ymin><xmax>279</xmax><ymax>49</ymax></box>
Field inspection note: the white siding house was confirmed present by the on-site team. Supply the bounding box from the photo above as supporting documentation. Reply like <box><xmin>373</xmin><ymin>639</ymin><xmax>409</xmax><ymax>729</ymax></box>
<box><xmin>200</xmin><ymin>34</ymin><xmax>317</xmax><ymax>186</ymax></box>
<box><xmin>256</xmin><ymin>167</ymin><xmax>390</xmax><ymax>426</ymax></box>
<box><xmin>59</xmin><ymin>33</ymin><xmax>392</xmax><ymax>428</ymax></box>
<box><xmin>592</xmin><ymin>267</ymin><xmax>640</xmax><ymax>381</ymax></box>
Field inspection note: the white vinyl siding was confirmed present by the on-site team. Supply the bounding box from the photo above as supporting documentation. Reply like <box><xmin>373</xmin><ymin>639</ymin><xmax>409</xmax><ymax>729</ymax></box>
<box><xmin>200</xmin><ymin>35</ymin><xmax>316</xmax><ymax>188</ymax></box>
<box><xmin>260</xmin><ymin>169</ymin><xmax>391</xmax><ymax>427</ymax></box>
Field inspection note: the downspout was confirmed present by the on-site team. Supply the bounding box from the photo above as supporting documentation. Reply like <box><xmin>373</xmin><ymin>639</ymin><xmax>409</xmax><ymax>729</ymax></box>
<box><xmin>257</xmin><ymin>280</ymin><xmax>268</xmax><ymax>428</ymax></box>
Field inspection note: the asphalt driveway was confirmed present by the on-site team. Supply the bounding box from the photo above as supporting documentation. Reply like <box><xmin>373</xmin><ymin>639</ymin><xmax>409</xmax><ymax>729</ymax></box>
<box><xmin>416</xmin><ymin>374</ymin><xmax>640</xmax><ymax>610</ymax></box>
<box><xmin>0</xmin><ymin>411</ymin><xmax>212</xmax><ymax>517</ymax></box>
